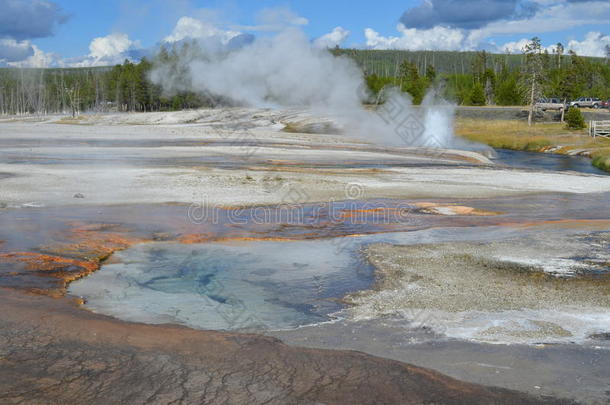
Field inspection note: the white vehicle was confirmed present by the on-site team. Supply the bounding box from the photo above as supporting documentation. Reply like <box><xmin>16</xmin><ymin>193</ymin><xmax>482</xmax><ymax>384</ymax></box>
<box><xmin>570</xmin><ymin>97</ymin><xmax>602</xmax><ymax>109</ymax></box>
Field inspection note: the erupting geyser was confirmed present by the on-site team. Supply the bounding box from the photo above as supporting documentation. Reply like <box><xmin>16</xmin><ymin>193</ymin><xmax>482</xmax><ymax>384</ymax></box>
<box><xmin>150</xmin><ymin>29</ymin><xmax>456</xmax><ymax>148</ymax></box>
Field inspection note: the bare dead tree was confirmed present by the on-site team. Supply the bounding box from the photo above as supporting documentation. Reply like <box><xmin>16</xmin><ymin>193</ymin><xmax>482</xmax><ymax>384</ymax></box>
<box><xmin>522</xmin><ymin>37</ymin><xmax>544</xmax><ymax>127</ymax></box>
<box><xmin>554</xmin><ymin>43</ymin><xmax>564</xmax><ymax>69</ymax></box>
<box><xmin>65</xmin><ymin>83</ymin><xmax>80</xmax><ymax>118</ymax></box>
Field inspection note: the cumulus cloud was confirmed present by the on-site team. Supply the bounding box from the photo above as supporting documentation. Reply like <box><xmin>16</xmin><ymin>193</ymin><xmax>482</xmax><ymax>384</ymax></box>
<box><xmin>314</xmin><ymin>27</ymin><xmax>350</xmax><ymax>48</ymax></box>
<box><xmin>495</xmin><ymin>31</ymin><xmax>610</xmax><ymax>56</ymax></box>
<box><xmin>472</xmin><ymin>0</ymin><xmax>610</xmax><ymax>37</ymax></box>
<box><xmin>7</xmin><ymin>45</ymin><xmax>59</xmax><ymax>68</ymax></box>
<box><xmin>0</xmin><ymin>0</ymin><xmax>68</xmax><ymax>40</ymax></box>
<box><xmin>3</xmin><ymin>32</ymin><xmax>145</xmax><ymax>68</ymax></box>
<box><xmin>89</xmin><ymin>33</ymin><xmax>140</xmax><ymax>61</ymax></box>
<box><xmin>365</xmin><ymin>24</ymin><xmax>475</xmax><ymax>51</ymax></box>
<box><xmin>400</xmin><ymin>0</ymin><xmax>538</xmax><ymax>29</ymax></box>
<box><xmin>0</xmin><ymin>38</ymin><xmax>34</xmax><ymax>63</ymax></box>
<box><xmin>567</xmin><ymin>31</ymin><xmax>610</xmax><ymax>57</ymax></box>
<box><xmin>364</xmin><ymin>0</ymin><xmax>610</xmax><ymax>55</ymax></box>
<box><xmin>164</xmin><ymin>16</ymin><xmax>241</xmax><ymax>44</ymax></box>
<box><xmin>0</xmin><ymin>0</ymin><xmax>67</xmax><ymax>65</ymax></box>
<box><xmin>65</xmin><ymin>33</ymin><xmax>143</xmax><ymax>67</ymax></box>
<box><xmin>495</xmin><ymin>37</ymin><xmax>559</xmax><ymax>54</ymax></box>
<box><xmin>498</xmin><ymin>38</ymin><xmax>533</xmax><ymax>53</ymax></box>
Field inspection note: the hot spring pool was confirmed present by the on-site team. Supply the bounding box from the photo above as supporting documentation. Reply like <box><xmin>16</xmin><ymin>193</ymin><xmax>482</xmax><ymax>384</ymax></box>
<box><xmin>69</xmin><ymin>239</ymin><xmax>374</xmax><ymax>331</ymax></box>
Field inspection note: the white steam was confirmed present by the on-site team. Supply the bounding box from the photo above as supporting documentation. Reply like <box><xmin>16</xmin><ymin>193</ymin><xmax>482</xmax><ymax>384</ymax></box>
<box><xmin>150</xmin><ymin>27</ymin><xmax>455</xmax><ymax>148</ymax></box>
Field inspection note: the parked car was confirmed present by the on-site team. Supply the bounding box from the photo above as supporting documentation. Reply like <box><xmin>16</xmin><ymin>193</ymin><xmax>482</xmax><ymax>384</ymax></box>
<box><xmin>570</xmin><ymin>97</ymin><xmax>602</xmax><ymax>108</ymax></box>
<box><xmin>535</xmin><ymin>98</ymin><xmax>567</xmax><ymax>111</ymax></box>
<box><xmin>601</xmin><ymin>99</ymin><xmax>610</xmax><ymax>109</ymax></box>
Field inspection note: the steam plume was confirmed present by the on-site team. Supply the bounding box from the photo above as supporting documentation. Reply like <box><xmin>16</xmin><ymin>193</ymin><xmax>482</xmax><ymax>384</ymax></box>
<box><xmin>150</xmin><ymin>27</ymin><xmax>455</xmax><ymax>148</ymax></box>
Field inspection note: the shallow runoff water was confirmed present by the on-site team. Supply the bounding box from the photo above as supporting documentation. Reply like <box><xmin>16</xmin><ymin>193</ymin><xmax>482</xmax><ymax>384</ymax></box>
<box><xmin>493</xmin><ymin>149</ymin><xmax>608</xmax><ymax>176</ymax></box>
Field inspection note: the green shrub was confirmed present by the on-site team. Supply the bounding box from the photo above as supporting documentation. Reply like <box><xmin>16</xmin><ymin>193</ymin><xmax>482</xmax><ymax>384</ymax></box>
<box><xmin>469</xmin><ymin>82</ymin><xmax>486</xmax><ymax>106</ymax></box>
<box><xmin>565</xmin><ymin>107</ymin><xmax>586</xmax><ymax>130</ymax></box>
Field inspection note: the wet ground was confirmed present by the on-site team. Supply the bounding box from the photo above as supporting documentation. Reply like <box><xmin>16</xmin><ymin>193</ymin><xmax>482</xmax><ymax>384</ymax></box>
<box><xmin>1</xmin><ymin>110</ymin><xmax>609</xmax><ymax>404</ymax></box>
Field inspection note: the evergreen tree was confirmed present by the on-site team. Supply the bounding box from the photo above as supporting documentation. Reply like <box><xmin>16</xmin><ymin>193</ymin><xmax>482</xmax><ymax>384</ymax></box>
<box><xmin>469</xmin><ymin>82</ymin><xmax>486</xmax><ymax>105</ymax></box>
<box><xmin>565</xmin><ymin>106</ymin><xmax>586</xmax><ymax>129</ymax></box>
<box><xmin>399</xmin><ymin>60</ymin><xmax>425</xmax><ymax>104</ymax></box>
<box><xmin>425</xmin><ymin>65</ymin><xmax>436</xmax><ymax>82</ymax></box>
<box><xmin>495</xmin><ymin>75</ymin><xmax>522</xmax><ymax>105</ymax></box>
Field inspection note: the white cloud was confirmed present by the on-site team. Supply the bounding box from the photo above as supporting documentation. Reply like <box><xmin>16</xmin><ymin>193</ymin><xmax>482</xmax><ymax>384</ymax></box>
<box><xmin>0</xmin><ymin>38</ymin><xmax>33</xmax><ymax>63</ymax></box>
<box><xmin>314</xmin><ymin>27</ymin><xmax>350</xmax><ymax>48</ymax></box>
<box><xmin>164</xmin><ymin>16</ymin><xmax>241</xmax><ymax>44</ymax></box>
<box><xmin>89</xmin><ymin>33</ymin><xmax>139</xmax><ymax>61</ymax></box>
<box><xmin>495</xmin><ymin>31</ymin><xmax>610</xmax><ymax>57</ymax></box>
<box><xmin>568</xmin><ymin>31</ymin><xmax>610</xmax><ymax>57</ymax></box>
<box><xmin>4</xmin><ymin>32</ymin><xmax>143</xmax><ymax>68</ymax></box>
<box><xmin>64</xmin><ymin>33</ymin><xmax>142</xmax><ymax>67</ymax></box>
<box><xmin>499</xmin><ymin>38</ymin><xmax>533</xmax><ymax>54</ymax></box>
<box><xmin>364</xmin><ymin>0</ymin><xmax>610</xmax><ymax>54</ymax></box>
<box><xmin>7</xmin><ymin>44</ymin><xmax>58</xmax><ymax>68</ymax></box>
<box><xmin>467</xmin><ymin>1</ymin><xmax>610</xmax><ymax>46</ymax></box>
<box><xmin>364</xmin><ymin>24</ymin><xmax>472</xmax><ymax>51</ymax></box>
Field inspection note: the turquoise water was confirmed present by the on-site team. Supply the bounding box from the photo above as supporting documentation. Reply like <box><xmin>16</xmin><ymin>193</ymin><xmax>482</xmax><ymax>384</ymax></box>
<box><xmin>68</xmin><ymin>226</ymin><xmax>529</xmax><ymax>332</ymax></box>
<box><xmin>69</xmin><ymin>239</ymin><xmax>374</xmax><ymax>331</ymax></box>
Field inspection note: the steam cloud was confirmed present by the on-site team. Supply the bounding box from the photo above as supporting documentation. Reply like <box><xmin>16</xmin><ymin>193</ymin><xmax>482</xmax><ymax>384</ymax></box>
<box><xmin>150</xmin><ymin>27</ymin><xmax>455</xmax><ymax>148</ymax></box>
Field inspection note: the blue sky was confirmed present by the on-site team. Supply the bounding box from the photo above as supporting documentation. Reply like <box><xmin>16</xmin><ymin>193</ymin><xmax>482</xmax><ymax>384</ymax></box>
<box><xmin>36</xmin><ymin>0</ymin><xmax>412</xmax><ymax>57</ymax></box>
<box><xmin>1</xmin><ymin>0</ymin><xmax>609</xmax><ymax>67</ymax></box>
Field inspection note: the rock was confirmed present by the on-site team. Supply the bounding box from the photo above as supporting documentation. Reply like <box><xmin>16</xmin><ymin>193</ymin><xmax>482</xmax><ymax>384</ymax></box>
<box><xmin>588</xmin><ymin>332</ymin><xmax>610</xmax><ymax>341</ymax></box>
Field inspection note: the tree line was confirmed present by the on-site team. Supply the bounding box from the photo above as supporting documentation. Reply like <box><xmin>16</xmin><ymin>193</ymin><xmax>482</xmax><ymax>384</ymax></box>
<box><xmin>1</xmin><ymin>42</ymin><xmax>609</xmax><ymax>116</ymax></box>
<box><xmin>363</xmin><ymin>42</ymin><xmax>610</xmax><ymax>108</ymax></box>
<box><xmin>0</xmin><ymin>44</ymin><xmax>213</xmax><ymax>116</ymax></box>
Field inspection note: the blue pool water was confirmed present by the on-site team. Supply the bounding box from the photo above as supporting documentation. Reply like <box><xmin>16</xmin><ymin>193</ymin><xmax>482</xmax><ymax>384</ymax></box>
<box><xmin>70</xmin><ymin>239</ymin><xmax>374</xmax><ymax>331</ymax></box>
<box><xmin>68</xmin><ymin>226</ymin><xmax>528</xmax><ymax>332</ymax></box>
<box><xmin>493</xmin><ymin>149</ymin><xmax>608</xmax><ymax>175</ymax></box>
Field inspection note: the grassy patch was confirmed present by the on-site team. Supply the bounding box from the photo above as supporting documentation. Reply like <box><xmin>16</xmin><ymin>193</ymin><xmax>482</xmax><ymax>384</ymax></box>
<box><xmin>456</xmin><ymin>118</ymin><xmax>610</xmax><ymax>172</ymax></box>
<box><xmin>592</xmin><ymin>149</ymin><xmax>610</xmax><ymax>172</ymax></box>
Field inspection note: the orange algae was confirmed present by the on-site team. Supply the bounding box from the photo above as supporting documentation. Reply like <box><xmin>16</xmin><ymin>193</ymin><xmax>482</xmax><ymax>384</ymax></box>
<box><xmin>0</xmin><ymin>252</ymin><xmax>100</xmax><ymax>296</ymax></box>
<box><xmin>339</xmin><ymin>207</ymin><xmax>405</xmax><ymax>219</ymax></box>
<box><xmin>0</xmin><ymin>222</ymin><xmax>146</xmax><ymax>297</ymax></box>
<box><xmin>415</xmin><ymin>202</ymin><xmax>501</xmax><ymax>216</ymax></box>
<box><xmin>40</xmin><ymin>222</ymin><xmax>145</xmax><ymax>260</ymax></box>
<box><xmin>0</xmin><ymin>252</ymin><xmax>98</xmax><ymax>273</ymax></box>
<box><xmin>180</xmin><ymin>235</ymin><xmax>304</xmax><ymax>244</ymax></box>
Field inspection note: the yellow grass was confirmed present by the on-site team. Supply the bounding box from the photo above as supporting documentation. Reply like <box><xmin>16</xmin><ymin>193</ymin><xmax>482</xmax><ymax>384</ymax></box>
<box><xmin>55</xmin><ymin>115</ymin><xmax>91</xmax><ymax>125</ymax></box>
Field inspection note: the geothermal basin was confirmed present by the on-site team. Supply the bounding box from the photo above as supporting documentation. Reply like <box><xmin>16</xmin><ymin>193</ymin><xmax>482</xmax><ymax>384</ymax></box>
<box><xmin>0</xmin><ymin>109</ymin><xmax>609</xmax><ymax>404</ymax></box>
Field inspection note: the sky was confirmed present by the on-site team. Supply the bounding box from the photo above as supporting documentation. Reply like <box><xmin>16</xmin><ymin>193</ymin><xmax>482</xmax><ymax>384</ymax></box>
<box><xmin>1</xmin><ymin>0</ymin><xmax>609</xmax><ymax>68</ymax></box>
